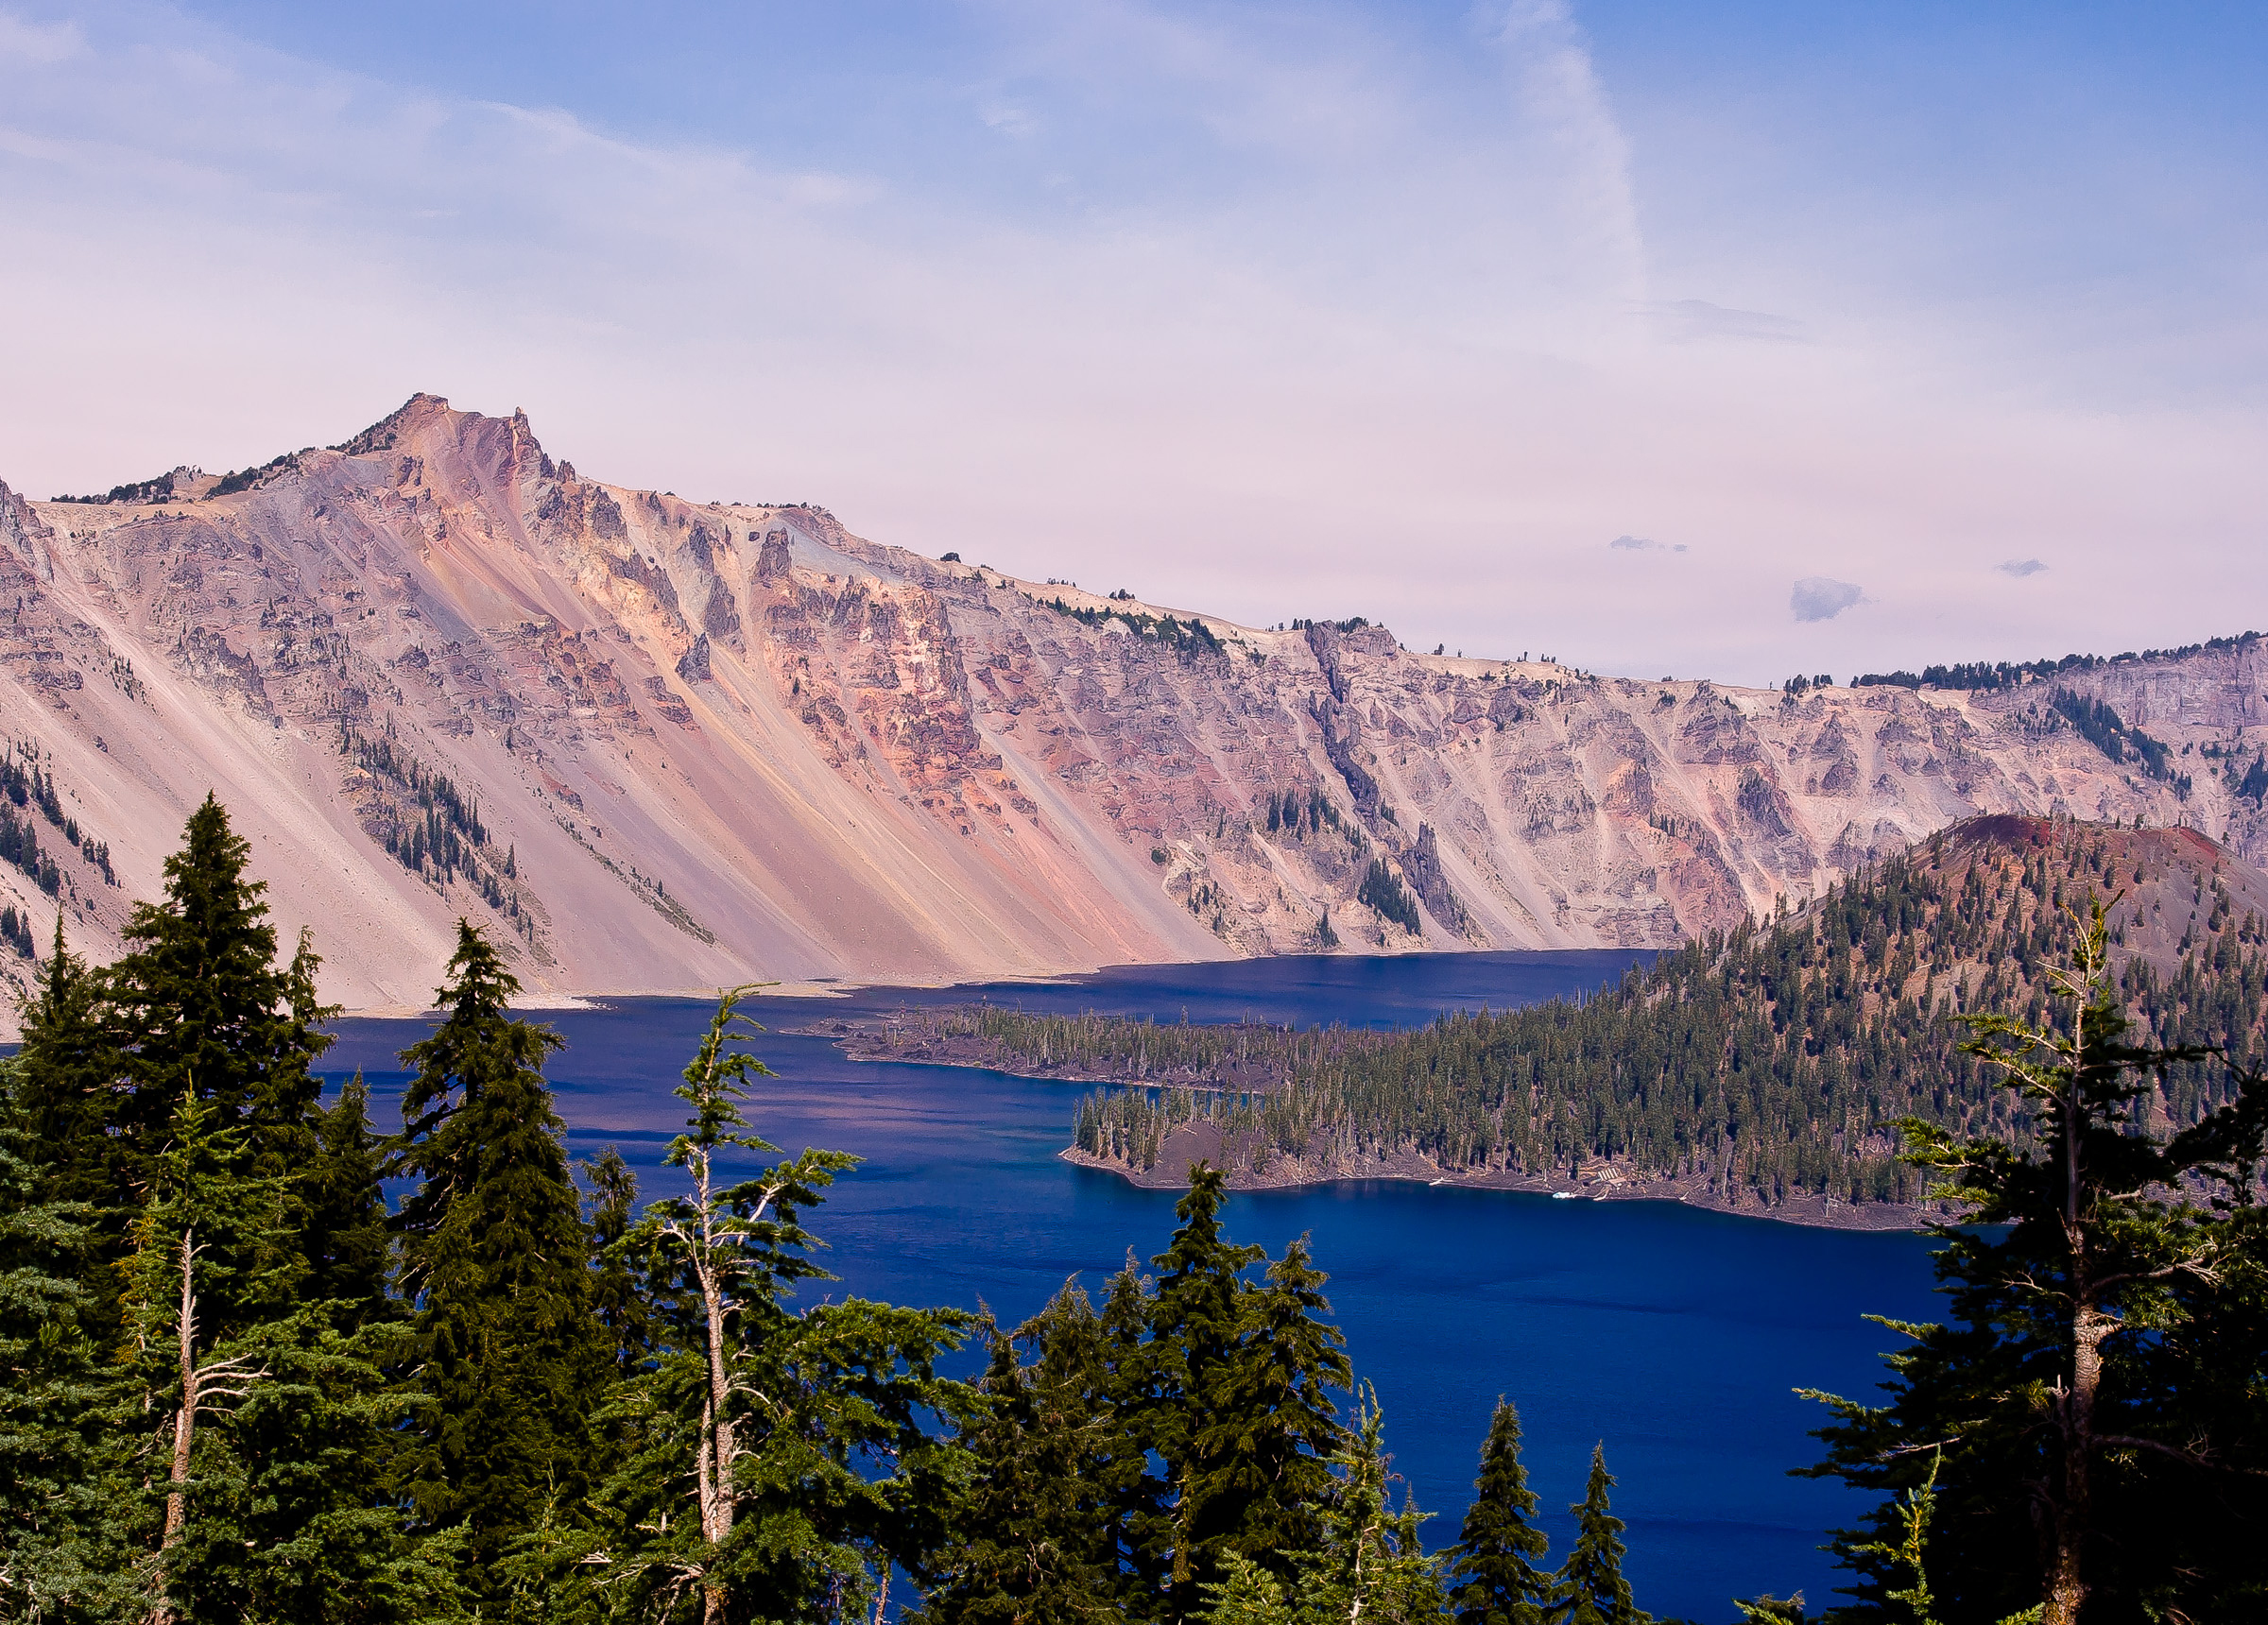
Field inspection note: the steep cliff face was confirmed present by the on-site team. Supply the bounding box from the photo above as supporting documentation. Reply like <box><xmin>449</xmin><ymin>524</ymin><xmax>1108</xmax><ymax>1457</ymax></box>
<box><xmin>2</xmin><ymin>395</ymin><xmax>2259</xmax><ymax>1016</ymax></box>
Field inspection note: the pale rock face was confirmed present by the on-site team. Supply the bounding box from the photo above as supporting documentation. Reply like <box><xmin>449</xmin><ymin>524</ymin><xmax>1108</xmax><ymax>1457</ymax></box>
<box><xmin>2</xmin><ymin>394</ymin><xmax>2261</xmax><ymax>1019</ymax></box>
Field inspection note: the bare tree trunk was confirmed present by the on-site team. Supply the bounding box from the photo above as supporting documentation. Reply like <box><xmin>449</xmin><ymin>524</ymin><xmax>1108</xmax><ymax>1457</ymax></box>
<box><xmin>696</xmin><ymin>1144</ymin><xmax>735</xmax><ymax>1625</ymax></box>
<box><xmin>151</xmin><ymin>1228</ymin><xmax>198</xmax><ymax>1625</ymax></box>
<box><xmin>2041</xmin><ymin>942</ymin><xmax>2099</xmax><ymax>1625</ymax></box>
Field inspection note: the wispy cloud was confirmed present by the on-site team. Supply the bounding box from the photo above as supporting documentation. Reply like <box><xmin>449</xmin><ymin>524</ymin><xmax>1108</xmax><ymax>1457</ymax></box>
<box><xmin>0</xmin><ymin>12</ymin><xmax>83</xmax><ymax>64</ymax></box>
<box><xmin>1998</xmin><ymin>558</ymin><xmax>2047</xmax><ymax>577</ymax></box>
<box><xmin>1610</xmin><ymin>535</ymin><xmax>1686</xmax><ymax>553</ymax></box>
<box><xmin>1649</xmin><ymin>299</ymin><xmax>1805</xmax><ymax>344</ymax></box>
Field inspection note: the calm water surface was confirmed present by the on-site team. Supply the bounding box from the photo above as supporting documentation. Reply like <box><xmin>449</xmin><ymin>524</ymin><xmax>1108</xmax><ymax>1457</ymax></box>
<box><xmin>324</xmin><ymin>949</ymin><xmax>1942</xmax><ymax>1622</ymax></box>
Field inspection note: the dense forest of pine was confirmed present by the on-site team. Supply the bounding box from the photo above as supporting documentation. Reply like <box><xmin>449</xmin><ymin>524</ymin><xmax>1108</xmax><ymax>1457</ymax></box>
<box><xmin>854</xmin><ymin>818</ymin><xmax>2268</xmax><ymax>1212</ymax></box>
<box><xmin>4</xmin><ymin>800</ymin><xmax>2263</xmax><ymax>1622</ymax></box>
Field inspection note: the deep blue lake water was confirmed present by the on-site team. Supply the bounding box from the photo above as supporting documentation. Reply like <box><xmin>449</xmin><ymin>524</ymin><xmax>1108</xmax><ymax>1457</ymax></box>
<box><xmin>322</xmin><ymin>949</ymin><xmax>1943</xmax><ymax>1623</ymax></box>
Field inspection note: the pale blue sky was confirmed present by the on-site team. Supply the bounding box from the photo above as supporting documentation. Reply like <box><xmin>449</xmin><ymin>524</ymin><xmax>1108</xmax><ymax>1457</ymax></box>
<box><xmin>3</xmin><ymin>2</ymin><xmax>2263</xmax><ymax>683</ymax></box>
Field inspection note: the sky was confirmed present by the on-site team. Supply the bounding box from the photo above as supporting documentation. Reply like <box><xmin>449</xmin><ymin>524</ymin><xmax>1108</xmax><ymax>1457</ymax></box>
<box><xmin>2</xmin><ymin>0</ymin><xmax>2264</xmax><ymax>686</ymax></box>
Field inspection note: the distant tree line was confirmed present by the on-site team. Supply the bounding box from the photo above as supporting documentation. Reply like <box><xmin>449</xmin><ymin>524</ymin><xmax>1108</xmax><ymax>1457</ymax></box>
<box><xmin>0</xmin><ymin>743</ymin><xmax>116</xmax><ymax>900</ymax></box>
<box><xmin>1850</xmin><ymin>628</ymin><xmax>2261</xmax><ymax>692</ymax></box>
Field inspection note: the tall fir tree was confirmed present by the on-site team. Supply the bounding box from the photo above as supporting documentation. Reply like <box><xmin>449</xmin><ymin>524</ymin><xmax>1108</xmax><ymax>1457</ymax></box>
<box><xmin>106</xmin><ymin>795</ymin><xmax>334</xmax><ymax>1190</ymax></box>
<box><xmin>9</xmin><ymin>921</ymin><xmax>128</xmax><ymax>1322</ymax></box>
<box><xmin>1549</xmin><ymin>1446</ymin><xmax>1648</xmax><ymax>1625</ymax></box>
<box><xmin>1806</xmin><ymin>902</ymin><xmax>2268</xmax><ymax>1623</ymax></box>
<box><xmin>581</xmin><ymin>1144</ymin><xmax>654</xmax><ymax>1379</ymax></box>
<box><xmin>587</xmin><ymin>986</ymin><xmax>978</xmax><ymax>1624</ymax></box>
<box><xmin>1446</xmin><ymin>1400</ymin><xmax>1553</xmax><ymax>1625</ymax></box>
<box><xmin>1201</xmin><ymin>1388</ymin><xmax>1445</xmax><ymax>1625</ymax></box>
<box><xmin>1187</xmin><ymin>1236</ymin><xmax>1350</xmax><ymax>1575</ymax></box>
<box><xmin>301</xmin><ymin>1072</ymin><xmax>393</xmax><ymax>1332</ymax></box>
<box><xmin>0</xmin><ymin>1054</ymin><xmax>136</xmax><ymax>1621</ymax></box>
<box><xmin>1141</xmin><ymin>1164</ymin><xmax>1267</xmax><ymax>1616</ymax></box>
<box><xmin>920</xmin><ymin>1285</ymin><xmax>1133</xmax><ymax>1625</ymax></box>
<box><xmin>388</xmin><ymin>920</ymin><xmax>604</xmax><ymax>1596</ymax></box>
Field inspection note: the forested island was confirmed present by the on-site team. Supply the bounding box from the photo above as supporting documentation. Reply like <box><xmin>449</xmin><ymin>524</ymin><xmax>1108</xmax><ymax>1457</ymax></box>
<box><xmin>836</xmin><ymin>816</ymin><xmax>2268</xmax><ymax>1226</ymax></box>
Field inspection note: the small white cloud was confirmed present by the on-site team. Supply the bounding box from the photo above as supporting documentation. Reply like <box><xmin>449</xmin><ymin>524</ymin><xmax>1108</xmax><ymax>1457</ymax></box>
<box><xmin>1998</xmin><ymin>558</ymin><xmax>2047</xmax><ymax>577</ymax></box>
<box><xmin>1791</xmin><ymin>576</ymin><xmax>1863</xmax><ymax>622</ymax></box>
<box><xmin>1609</xmin><ymin>534</ymin><xmax>1686</xmax><ymax>553</ymax></box>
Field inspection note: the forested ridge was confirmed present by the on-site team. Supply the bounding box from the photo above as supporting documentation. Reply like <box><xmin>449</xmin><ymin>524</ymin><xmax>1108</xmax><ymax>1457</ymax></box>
<box><xmin>850</xmin><ymin>816</ymin><xmax>2268</xmax><ymax>1212</ymax></box>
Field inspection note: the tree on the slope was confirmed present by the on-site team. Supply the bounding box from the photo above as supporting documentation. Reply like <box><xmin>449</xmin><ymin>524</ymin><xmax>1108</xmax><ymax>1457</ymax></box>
<box><xmin>388</xmin><ymin>920</ymin><xmax>603</xmax><ymax>1594</ymax></box>
<box><xmin>919</xmin><ymin>1284</ymin><xmax>1132</xmax><ymax>1625</ymax></box>
<box><xmin>1445</xmin><ymin>1400</ymin><xmax>1553</xmax><ymax>1625</ymax></box>
<box><xmin>1549</xmin><ymin>1446</ymin><xmax>1648</xmax><ymax>1625</ymax></box>
<box><xmin>1201</xmin><ymin>1387</ymin><xmax>1445</xmax><ymax>1625</ymax></box>
<box><xmin>591</xmin><ymin>986</ymin><xmax>978</xmax><ymax>1625</ymax></box>
<box><xmin>1806</xmin><ymin>901</ymin><xmax>2268</xmax><ymax>1623</ymax></box>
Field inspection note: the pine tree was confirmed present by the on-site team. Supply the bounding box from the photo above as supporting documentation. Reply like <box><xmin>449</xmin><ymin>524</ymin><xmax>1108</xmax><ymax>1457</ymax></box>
<box><xmin>918</xmin><ymin>1290</ymin><xmax>1125</xmax><ymax>1625</ymax></box>
<box><xmin>0</xmin><ymin>1055</ymin><xmax>136</xmax><ymax>1621</ymax></box>
<box><xmin>1549</xmin><ymin>1446</ymin><xmax>1648</xmax><ymax>1625</ymax></box>
<box><xmin>301</xmin><ymin>1072</ymin><xmax>393</xmax><ymax>1331</ymax></box>
<box><xmin>107</xmin><ymin>796</ymin><xmax>334</xmax><ymax>1190</ymax></box>
<box><xmin>1446</xmin><ymin>1400</ymin><xmax>1553</xmax><ymax>1625</ymax></box>
<box><xmin>1143</xmin><ymin>1163</ymin><xmax>1265</xmax><ymax>1616</ymax></box>
<box><xmin>115</xmin><ymin>1088</ymin><xmax>294</xmax><ymax>1619</ymax></box>
<box><xmin>388</xmin><ymin>920</ymin><xmax>602</xmax><ymax>1595</ymax></box>
<box><xmin>1806</xmin><ymin>901</ymin><xmax>2268</xmax><ymax>1622</ymax></box>
<box><xmin>1189</xmin><ymin>1236</ymin><xmax>1350</xmax><ymax>1575</ymax></box>
<box><xmin>9</xmin><ymin>920</ymin><xmax>126</xmax><ymax>1307</ymax></box>
<box><xmin>125</xmin><ymin>1087</ymin><xmax>465</xmax><ymax>1624</ymax></box>
<box><xmin>1201</xmin><ymin>1387</ymin><xmax>1446</xmax><ymax>1625</ymax></box>
<box><xmin>588</xmin><ymin>986</ymin><xmax>979</xmax><ymax>1624</ymax></box>
<box><xmin>582</xmin><ymin>1144</ymin><xmax>653</xmax><ymax>1378</ymax></box>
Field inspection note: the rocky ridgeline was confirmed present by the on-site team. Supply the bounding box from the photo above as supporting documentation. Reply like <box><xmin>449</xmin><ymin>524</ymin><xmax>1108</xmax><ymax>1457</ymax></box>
<box><xmin>2</xmin><ymin>393</ymin><xmax>2264</xmax><ymax>1014</ymax></box>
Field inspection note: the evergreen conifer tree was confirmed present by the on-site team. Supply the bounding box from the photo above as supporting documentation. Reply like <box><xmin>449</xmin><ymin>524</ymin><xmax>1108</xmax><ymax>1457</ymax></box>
<box><xmin>388</xmin><ymin>920</ymin><xmax>603</xmax><ymax>1595</ymax></box>
<box><xmin>1806</xmin><ymin>901</ymin><xmax>2268</xmax><ymax>1622</ymax></box>
<box><xmin>1189</xmin><ymin>1237</ymin><xmax>1350</xmax><ymax>1574</ymax></box>
<box><xmin>0</xmin><ymin>1055</ymin><xmax>136</xmax><ymax>1620</ymax></box>
<box><xmin>1550</xmin><ymin>1446</ymin><xmax>1648</xmax><ymax>1625</ymax></box>
<box><xmin>107</xmin><ymin>796</ymin><xmax>334</xmax><ymax>1191</ymax></box>
<box><xmin>918</xmin><ymin>1291</ymin><xmax>1125</xmax><ymax>1625</ymax></box>
<box><xmin>582</xmin><ymin>1144</ymin><xmax>654</xmax><ymax>1378</ymax></box>
<box><xmin>116</xmin><ymin>1087</ymin><xmax>295</xmax><ymax>1616</ymax></box>
<box><xmin>1143</xmin><ymin>1164</ymin><xmax>1265</xmax><ymax>1616</ymax></box>
<box><xmin>9</xmin><ymin>922</ymin><xmax>127</xmax><ymax>1319</ymax></box>
<box><xmin>1446</xmin><ymin>1400</ymin><xmax>1553</xmax><ymax>1625</ymax></box>
<box><xmin>301</xmin><ymin>1073</ymin><xmax>393</xmax><ymax>1332</ymax></box>
<box><xmin>1100</xmin><ymin>1255</ymin><xmax>1172</xmax><ymax>1614</ymax></box>
<box><xmin>588</xmin><ymin>987</ymin><xmax>978</xmax><ymax>1624</ymax></box>
<box><xmin>1201</xmin><ymin>1388</ymin><xmax>1445</xmax><ymax>1625</ymax></box>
